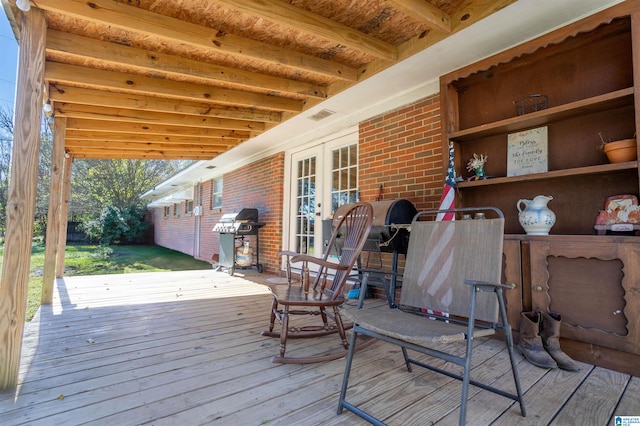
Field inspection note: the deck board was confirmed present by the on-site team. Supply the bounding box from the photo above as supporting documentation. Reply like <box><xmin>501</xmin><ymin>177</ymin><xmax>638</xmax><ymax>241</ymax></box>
<box><xmin>0</xmin><ymin>269</ymin><xmax>636</xmax><ymax>425</ymax></box>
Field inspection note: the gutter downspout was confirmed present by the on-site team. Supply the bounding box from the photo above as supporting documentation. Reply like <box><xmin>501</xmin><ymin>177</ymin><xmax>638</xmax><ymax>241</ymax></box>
<box><xmin>194</xmin><ymin>181</ymin><xmax>202</xmax><ymax>259</ymax></box>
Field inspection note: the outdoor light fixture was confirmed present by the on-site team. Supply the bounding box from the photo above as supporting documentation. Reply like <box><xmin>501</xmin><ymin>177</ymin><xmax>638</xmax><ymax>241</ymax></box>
<box><xmin>16</xmin><ymin>0</ymin><xmax>30</xmax><ymax>12</ymax></box>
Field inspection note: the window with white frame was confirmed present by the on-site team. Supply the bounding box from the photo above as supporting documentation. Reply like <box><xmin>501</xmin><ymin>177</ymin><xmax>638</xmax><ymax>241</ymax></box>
<box><xmin>186</xmin><ymin>200</ymin><xmax>194</xmax><ymax>214</ymax></box>
<box><xmin>330</xmin><ymin>143</ymin><xmax>358</xmax><ymax>213</ymax></box>
<box><xmin>211</xmin><ymin>177</ymin><xmax>223</xmax><ymax>210</ymax></box>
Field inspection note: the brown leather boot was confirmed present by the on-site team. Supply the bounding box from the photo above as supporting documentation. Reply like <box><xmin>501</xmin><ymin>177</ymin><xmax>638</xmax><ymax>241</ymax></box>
<box><xmin>540</xmin><ymin>311</ymin><xmax>580</xmax><ymax>371</ymax></box>
<box><xmin>518</xmin><ymin>311</ymin><xmax>557</xmax><ymax>369</ymax></box>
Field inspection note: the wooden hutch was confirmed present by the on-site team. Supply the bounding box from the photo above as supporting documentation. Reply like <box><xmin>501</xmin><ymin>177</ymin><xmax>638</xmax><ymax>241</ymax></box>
<box><xmin>440</xmin><ymin>1</ymin><xmax>640</xmax><ymax>376</ymax></box>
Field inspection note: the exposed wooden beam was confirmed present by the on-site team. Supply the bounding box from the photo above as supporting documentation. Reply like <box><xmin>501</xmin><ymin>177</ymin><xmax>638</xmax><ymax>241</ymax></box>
<box><xmin>64</xmin><ymin>131</ymin><xmax>239</xmax><ymax>146</ymax></box>
<box><xmin>65</xmin><ymin>118</ymin><xmax>252</xmax><ymax>140</ymax></box>
<box><xmin>54</xmin><ymin>104</ymin><xmax>265</xmax><ymax>133</ymax></box>
<box><xmin>364</xmin><ymin>0</ymin><xmax>519</xmax><ymax>83</ymax></box>
<box><xmin>385</xmin><ymin>0</ymin><xmax>451</xmax><ymax>33</ymax></box>
<box><xmin>46</xmin><ymin>29</ymin><xmax>328</xmax><ymax>99</ymax></box>
<box><xmin>450</xmin><ymin>0</ymin><xmax>517</xmax><ymax>32</ymax></box>
<box><xmin>34</xmin><ymin>0</ymin><xmax>358</xmax><ymax>80</ymax></box>
<box><xmin>65</xmin><ymin>140</ymin><xmax>232</xmax><ymax>152</ymax></box>
<box><xmin>0</xmin><ymin>8</ymin><xmax>47</xmax><ymax>390</ymax></box>
<box><xmin>48</xmin><ymin>85</ymin><xmax>282</xmax><ymax>123</ymax></box>
<box><xmin>326</xmin><ymin>2</ymin><xmax>512</xmax><ymax>106</ymax></box>
<box><xmin>69</xmin><ymin>150</ymin><xmax>217</xmax><ymax>160</ymax></box>
<box><xmin>67</xmin><ymin>147</ymin><xmax>223</xmax><ymax>158</ymax></box>
<box><xmin>45</xmin><ymin>62</ymin><xmax>304</xmax><ymax>113</ymax></box>
<box><xmin>211</xmin><ymin>0</ymin><xmax>397</xmax><ymax>61</ymax></box>
<box><xmin>42</xmin><ymin>116</ymin><xmax>66</xmax><ymax>304</ymax></box>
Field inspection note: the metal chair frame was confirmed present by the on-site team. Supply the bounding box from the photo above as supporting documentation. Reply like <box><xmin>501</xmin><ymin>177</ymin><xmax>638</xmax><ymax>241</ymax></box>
<box><xmin>337</xmin><ymin>207</ymin><xmax>526</xmax><ymax>425</ymax></box>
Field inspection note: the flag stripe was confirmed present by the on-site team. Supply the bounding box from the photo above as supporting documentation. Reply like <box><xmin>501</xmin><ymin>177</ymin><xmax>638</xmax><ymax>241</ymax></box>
<box><xmin>429</xmin><ymin>142</ymin><xmax>456</xmax><ymax>316</ymax></box>
<box><xmin>436</xmin><ymin>142</ymin><xmax>456</xmax><ymax>218</ymax></box>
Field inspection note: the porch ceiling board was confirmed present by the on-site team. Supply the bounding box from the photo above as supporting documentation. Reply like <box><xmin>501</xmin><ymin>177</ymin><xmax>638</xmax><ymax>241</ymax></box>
<box><xmin>5</xmin><ymin>0</ymin><xmax>514</xmax><ymax>160</ymax></box>
<box><xmin>54</xmin><ymin>104</ymin><xmax>266</xmax><ymax>133</ymax></box>
<box><xmin>65</xmin><ymin>118</ymin><xmax>252</xmax><ymax>139</ymax></box>
<box><xmin>69</xmin><ymin>150</ymin><xmax>223</xmax><ymax>160</ymax></box>
<box><xmin>64</xmin><ymin>131</ymin><xmax>238</xmax><ymax>146</ymax></box>
<box><xmin>48</xmin><ymin>86</ymin><xmax>283</xmax><ymax>123</ymax></box>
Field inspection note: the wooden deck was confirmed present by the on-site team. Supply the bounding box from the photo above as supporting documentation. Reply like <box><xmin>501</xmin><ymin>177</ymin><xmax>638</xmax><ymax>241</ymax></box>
<box><xmin>0</xmin><ymin>269</ymin><xmax>638</xmax><ymax>425</ymax></box>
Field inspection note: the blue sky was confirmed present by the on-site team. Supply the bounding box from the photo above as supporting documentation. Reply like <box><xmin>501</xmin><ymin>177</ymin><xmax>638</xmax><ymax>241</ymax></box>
<box><xmin>0</xmin><ymin>13</ymin><xmax>18</xmax><ymax>113</ymax></box>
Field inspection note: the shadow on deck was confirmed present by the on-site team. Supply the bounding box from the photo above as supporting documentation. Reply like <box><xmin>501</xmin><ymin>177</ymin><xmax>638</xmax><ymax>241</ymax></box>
<box><xmin>0</xmin><ymin>269</ymin><xmax>638</xmax><ymax>425</ymax></box>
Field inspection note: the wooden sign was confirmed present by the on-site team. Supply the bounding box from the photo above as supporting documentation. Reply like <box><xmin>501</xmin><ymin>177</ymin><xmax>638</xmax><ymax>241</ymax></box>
<box><xmin>507</xmin><ymin>127</ymin><xmax>548</xmax><ymax>176</ymax></box>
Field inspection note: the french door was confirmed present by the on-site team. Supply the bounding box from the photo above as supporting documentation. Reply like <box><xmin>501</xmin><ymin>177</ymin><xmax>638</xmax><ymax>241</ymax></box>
<box><xmin>287</xmin><ymin>132</ymin><xmax>358</xmax><ymax>259</ymax></box>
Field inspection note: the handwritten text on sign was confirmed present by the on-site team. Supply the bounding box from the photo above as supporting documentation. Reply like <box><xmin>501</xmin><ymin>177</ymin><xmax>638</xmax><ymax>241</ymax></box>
<box><xmin>507</xmin><ymin>127</ymin><xmax>548</xmax><ymax>176</ymax></box>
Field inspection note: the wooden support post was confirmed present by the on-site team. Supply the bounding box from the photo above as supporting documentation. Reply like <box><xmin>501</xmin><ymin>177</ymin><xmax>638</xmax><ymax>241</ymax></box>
<box><xmin>56</xmin><ymin>155</ymin><xmax>73</xmax><ymax>278</ymax></box>
<box><xmin>42</xmin><ymin>117</ymin><xmax>66</xmax><ymax>304</ymax></box>
<box><xmin>0</xmin><ymin>9</ymin><xmax>47</xmax><ymax>389</ymax></box>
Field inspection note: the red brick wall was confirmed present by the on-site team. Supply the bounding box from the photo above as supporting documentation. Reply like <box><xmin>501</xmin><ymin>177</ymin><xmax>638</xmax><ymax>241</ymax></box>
<box><xmin>359</xmin><ymin>93</ymin><xmax>443</xmax><ymax>211</ymax></box>
<box><xmin>151</xmin><ymin>94</ymin><xmax>444</xmax><ymax>281</ymax></box>
<box><xmin>358</xmin><ymin>93</ymin><xmax>443</xmax><ymax>301</ymax></box>
<box><xmin>152</xmin><ymin>152</ymin><xmax>285</xmax><ymax>274</ymax></box>
<box><xmin>153</xmin><ymin>200</ymin><xmax>196</xmax><ymax>256</ymax></box>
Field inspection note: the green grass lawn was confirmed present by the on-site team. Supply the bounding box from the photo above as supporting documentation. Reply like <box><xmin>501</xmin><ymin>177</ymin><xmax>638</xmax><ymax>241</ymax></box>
<box><xmin>0</xmin><ymin>243</ymin><xmax>212</xmax><ymax>322</ymax></box>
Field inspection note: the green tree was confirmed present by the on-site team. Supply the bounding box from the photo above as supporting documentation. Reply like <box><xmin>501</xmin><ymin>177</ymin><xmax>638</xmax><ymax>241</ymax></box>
<box><xmin>34</xmin><ymin>117</ymin><xmax>53</xmax><ymax>239</ymax></box>
<box><xmin>71</xmin><ymin>159</ymin><xmax>192</xmax><ymax>244</ymax></box>
<box><xmin>71</xmin><ymin>159</ymin><xmax>192</xmax><ymax>217</ymax></box>
<box><xmin>0</xmin><ymin>108</ymin><xmax>13</xmax><ymax>237</ymax></box>
<box><xmin>0</xmin><ymin>108</ymin><xmax>193</xmax><ymax>242</ymax></box>
<box><xmin>0</xmin><ymin>107</ymin><xmax>53</xmax><ymax>239</ymax></box>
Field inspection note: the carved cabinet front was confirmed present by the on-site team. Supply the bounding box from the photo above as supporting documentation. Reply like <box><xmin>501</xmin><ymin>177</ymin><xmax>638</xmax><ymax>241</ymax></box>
<box><xmin>526</xmin><ymin>236</ymin><xmax>640</xmax><ymax>356</ymax></box>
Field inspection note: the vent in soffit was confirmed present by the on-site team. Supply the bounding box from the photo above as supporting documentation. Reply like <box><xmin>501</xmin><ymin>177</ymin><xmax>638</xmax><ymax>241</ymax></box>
<box><xmin>308</xmin><ymin>109</ymin><xmax>336</xmax><ymax>121</ymax></box>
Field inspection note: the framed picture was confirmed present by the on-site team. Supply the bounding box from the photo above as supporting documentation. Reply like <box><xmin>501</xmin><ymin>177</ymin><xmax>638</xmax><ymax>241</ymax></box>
<box><xmin>507</xmin><ymin>127</ymin><xmax>548</xmax><ymax>176</ymax></box>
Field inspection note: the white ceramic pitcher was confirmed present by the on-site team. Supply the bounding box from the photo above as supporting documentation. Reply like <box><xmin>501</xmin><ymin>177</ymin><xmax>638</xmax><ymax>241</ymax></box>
<box><xmin>517</xmin><ymin>195</ymin><xmax>556</xmax><ymax>235</ymax></box>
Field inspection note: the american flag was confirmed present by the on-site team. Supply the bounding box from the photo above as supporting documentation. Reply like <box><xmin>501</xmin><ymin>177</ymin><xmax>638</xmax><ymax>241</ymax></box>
<box><xmin>436</xmin><ymin>142</ymin><xmax>456</xmax><ymax>221</ymax></box>
<box><xmin>424</xmin><ymin>142</ymin><xmax>455</xmax><ymax>318</ymax></box>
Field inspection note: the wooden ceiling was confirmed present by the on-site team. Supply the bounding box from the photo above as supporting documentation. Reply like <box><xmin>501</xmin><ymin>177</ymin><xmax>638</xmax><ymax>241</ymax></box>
<box><xmin>7</xmin><ymin>0</ymin><xmax>515</xmax><ymax>160</ymax></box>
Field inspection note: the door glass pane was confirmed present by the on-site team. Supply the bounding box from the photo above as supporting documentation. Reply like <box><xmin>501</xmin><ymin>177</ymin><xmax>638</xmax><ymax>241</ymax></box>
<box><xmin>295</xmin><ymin>157</ymin><xmax>316</xmax><ymax>254</ymax></box>
<box><xmin>330</xmin><ymin>143</ymin><xmax>358</xmax><ymax>213</ymax></box>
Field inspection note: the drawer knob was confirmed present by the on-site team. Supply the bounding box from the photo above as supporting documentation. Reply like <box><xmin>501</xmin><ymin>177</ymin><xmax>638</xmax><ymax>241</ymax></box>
<box><xmin>534</xmin><ymin>285</ymin><xmax>543</xmax><ymax>292</ymax></box>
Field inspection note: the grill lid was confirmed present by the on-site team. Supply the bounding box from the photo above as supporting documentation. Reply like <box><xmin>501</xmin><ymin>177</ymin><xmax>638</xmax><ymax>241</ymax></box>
<box><xmin>333</xmin><ymin>199</ymin><xmax>416</xmax><ymax>254</ymax></box>
<box><xmin>213</xmin><ymin>208</ymin><xmax>262</xmax><ymax>233</ymax></box>
<box><xmin>370</xmin><ymin>199</ymin><xmax>416</xmax><ymax>227</ymax></box>
<box><xmin>219</xmin><ymin>208</ymin><xmax>259</xmax><ymax>223</ymax></box>
<box><xmin>333</xmin><ymin>199</ymin><xmax>416</xmax><ymax>227</ymax></box>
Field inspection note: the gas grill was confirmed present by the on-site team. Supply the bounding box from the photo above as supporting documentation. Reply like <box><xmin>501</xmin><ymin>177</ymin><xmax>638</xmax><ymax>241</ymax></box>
<box><xmin>212</xmin><ymin>208</ymin><xmax>265</xmax><ymax>275</ymax></box>
<box><xmin>333</xmin><ymin>199</ymin><xmax>417</xmax><ymax>305</ymax></box>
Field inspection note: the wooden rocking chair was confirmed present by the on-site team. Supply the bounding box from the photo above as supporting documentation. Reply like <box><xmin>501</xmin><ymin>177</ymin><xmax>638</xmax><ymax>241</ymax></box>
<box><xmin>338</xmin><ymin>207</ymin><xmax>526</xmax><ymax>425</ymax></box>
<box><xmin>262</xmin><ymin>202</ymin><xmax>373</xmax><ymax>364</ymax></box>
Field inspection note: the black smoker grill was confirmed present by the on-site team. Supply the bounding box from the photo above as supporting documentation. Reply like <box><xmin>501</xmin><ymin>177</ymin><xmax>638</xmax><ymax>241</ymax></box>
<box><xmin>333</xmin><ymin>199</ymin><xmax>417</xmax><ymax>305</ymax></box>
<box><xmin>212</xmin><ymin>208</ymin><xmax>265</xmax><ymax>275</ymax></box>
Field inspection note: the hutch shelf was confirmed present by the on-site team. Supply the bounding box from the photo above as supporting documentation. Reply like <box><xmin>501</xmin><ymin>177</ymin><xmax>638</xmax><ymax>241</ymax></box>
<box><xmin>440</xmin><ymin>1</ymin><xmax>640</xmax><ymax>375</ymax></box>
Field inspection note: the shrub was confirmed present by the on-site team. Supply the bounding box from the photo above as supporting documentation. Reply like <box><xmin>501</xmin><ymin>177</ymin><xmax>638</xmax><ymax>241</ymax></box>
<box><xmin>81</xmin><ymin>204</ymin><xmax>148</xmax><ymax>245</ymax></box>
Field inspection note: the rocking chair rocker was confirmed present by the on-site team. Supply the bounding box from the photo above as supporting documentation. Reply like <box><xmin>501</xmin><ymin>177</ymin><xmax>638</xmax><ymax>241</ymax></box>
<box><xmin>262</xmin><ymin>202</ymin><xmax>373</xmax><ymax>364</ymax></box>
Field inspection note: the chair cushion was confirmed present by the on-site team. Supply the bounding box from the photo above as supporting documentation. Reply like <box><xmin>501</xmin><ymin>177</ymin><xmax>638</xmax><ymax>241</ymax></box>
<box><xmin>266</xmin><ymin>284</ymin><xmax>345</xmax><ymax>307</ymax></box>
<box><xmin>342</xmin><ymin>304</ymin><xmax>495</xmax><ymax>345</ymax></box>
